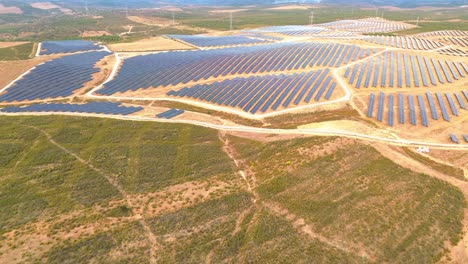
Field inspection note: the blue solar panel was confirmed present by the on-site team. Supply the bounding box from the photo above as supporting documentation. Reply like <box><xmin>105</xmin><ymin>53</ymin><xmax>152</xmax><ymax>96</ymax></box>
<box><xmin>445</xmin><ymin>93</ymin><xmax>459</xmax><ymax>116</ymax></box>
<box><xmin>425</xmin><ymin>92</ymin><xmax>439</xmax><ymax>120</ymax></box>
<box><xmin>367</xmin><ymin>93</ymin><xmax>375</xmax><ymax>117</ymax></box>
<box><xmin>410</xmin><ymin>55</ymin><xmax>420</xmax><ymax>87</ymax></box>
<box><xmin>0</xmin><ymin>51</ymin><xmax>110</xmax><ymax>102</ymax></box>
<box><xmin>408</xmin><ymin>95</ymin><xmax>416</xmax><ymax>125</ymax></box>
<box><xmin>397</xmin><ymin>53</ymin><xmax>403</xmax><ymax>88</ymax></box>
<box><xmin>40</xmin><ymin>40</ymin><xmax>101</xmax><ymax>55</ymax></box>
<box><xmin>463</xmin><ymin>134</ymin><xmax>468</xmax><ymax>143</ymax></box>
<box><xmin>387</xmin><ymin>95</ymin><xmax>394</xmax><ymax>126</ymax></box>
<box><xmin>167</xmin><ymin>35</ymin><xmax>270</xmax><ymax>47</ymax></box>
<box><xmin>416</xmin><ymin>56</ymin><xmax>428</xmax><ymax>87</ymax></box>
<box><xmin>454</xmin><ymin>93</ymin><xmax>466</xmax><ymax>109</ymax></box>
<box><xmin>403</xmin><ymin>54</ymin><xmax>411</xmax><ymax>88</ymax></box>
<box><xmin>0</xmin><ymin>102</ymin><xmax>142</xmax><ymax>115</ymax></box>
<box><xmin>449</xmin><ymin>134</ymin><xmax>459</xmax><ymax>144</ymax></box>
<box><xmin>417</xmin><ymin>95</ymin><xmax>428</xmax><ymax>127</ymax></box>
<box><xmin>377</xmin><ymin>92</ymin><xmax>384</xmax><ymax>122</ymax></box>
<box><xmin>156</xmin><ymin>108</ymin><xmax>185</xmax><ymax>119</ymax></box>
<box><xmin>398</xmin><ymin>93</ymin><xmax>404</xmax><ymax>124</ymax></box>
<box><xmin>435</xmin><ymin>93</ymin><xmax>450</xmax><ymax>121</ymax></box>
<box><xmin>98</xmin><ymin>43</ymin><xmax>354</xmax><ymax>96</ymax></box>
<box><xmin>372</xmin><ymin>57</ymin><xmax>380</xmax><ymax>88</ymax></box>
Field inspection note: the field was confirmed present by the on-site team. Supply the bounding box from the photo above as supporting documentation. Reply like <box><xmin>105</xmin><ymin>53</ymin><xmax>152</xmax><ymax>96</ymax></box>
<box><xmin>0</xmin><ymin>115</ymin><xmax>465</xmax><ymax>263</ymax></box>
<box><xmin>0</xmin><ymin>42</ymin><xmax>35</xmax><ymax>61</ymax></box>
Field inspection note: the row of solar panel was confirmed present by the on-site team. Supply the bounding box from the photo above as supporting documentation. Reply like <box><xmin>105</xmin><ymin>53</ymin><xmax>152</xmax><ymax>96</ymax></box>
<box><xmin>345</xmin><ymin>52</ymin><xmax>468</xmax><ymax>89</ymax></box>
<box><xmin>166</xmin><ymin>71</ymin><xmax>337</xmax><ymax>114</ymax></box>
<box><xmin>367</xmin><ymin>91</ymin><xmax>468</xmax><ymax>127</ymax></box>
<box><xmin>437</xmin><ymin>48</ymin><xmax>468</xmax><ymax>57</ymax></box>
<box><xmin>39</xmin><ymin>40</ymin><xmax>102</xmax><ymax>55</ymax></box>
<box><xmin>317</xmin><ymin>19</ymin><xmax>411</xmax><ymax>33</ymax></box>
<box><xmin>0</xmin><ymin>51</ymin><xmax>110</xmax><ymax>102</ymax></box>
<box><xmin>440</xmin><ymin>37</ymin><xmax>468</xmax><ymax>47</ymax></box>
<box><xmin>417</xmin><ymin>30</ymin><xmax>468</xmax><ymax>38</ymax></box>
<box><xmin>166</xmin><ymin>35</ymin><xmax>271</xmax><ymax>48</ymax></box>
<box><xmin>0</xmin><ymin>102</ymin><xmax>143</xmax><ymax>115</ymax></box>
<box><xmin>257</xmin><ymin>26</ymin><xmax>328</xmax><ymax>37</ymax></box>
<box><xmin>363</xmin><ymin>35</ymin><xmax>443</xmax><ymax>50</ymax></box>
<box><xmin>98</xmin><ymin>42</ymin><xmax>374</xmax><ymax>95</ymax></box>
<box><xmin>449</xmin><ymin>134</ymin><xmax>468</xmax><ymax>144</ymax></box>
<box><xmin>156</xmin><ymin>108</ymin><xmax>185</xmax><ymax>119</ymax></box>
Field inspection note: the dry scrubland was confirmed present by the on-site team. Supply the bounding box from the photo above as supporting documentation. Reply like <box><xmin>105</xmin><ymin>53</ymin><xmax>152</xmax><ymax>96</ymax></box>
<box><xmin>0</xmin><ymin>115</ymin><xmax>465</xmax><ymax>263</ymax></box>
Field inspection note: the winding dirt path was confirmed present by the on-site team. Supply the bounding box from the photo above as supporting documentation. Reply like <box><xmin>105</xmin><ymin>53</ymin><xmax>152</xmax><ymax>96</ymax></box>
<box><xmin>18</xmin><ymin>123</ymin><xmax>160</xmax><ymax>264</ymax></box>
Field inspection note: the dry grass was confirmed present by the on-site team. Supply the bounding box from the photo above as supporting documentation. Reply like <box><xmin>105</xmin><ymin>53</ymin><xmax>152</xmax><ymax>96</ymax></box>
<box><xmin>0</xmin><ymin>42</ymin><xmax>29</xmax><ymax>48</ymax></box>
<box><xmin>108</xmin><ymin>37</ymin><xmax>194</xmax><ymax>52</ymax></box>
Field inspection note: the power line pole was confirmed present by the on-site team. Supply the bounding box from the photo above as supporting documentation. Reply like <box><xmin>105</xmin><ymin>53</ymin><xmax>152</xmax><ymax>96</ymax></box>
<box><xmin>310</xmin><ymin>11</ymin><xmax>314</xmax><ymax>25</ymax></box>
<box><xmin>85</xmin><ymin>0</ymin><xmax>88</xmax><ymax>16</ymax></box>
<box><xmin>416</xmin><ymin>16</ymin><xmax>420</xmax><ymax>26</ymax></box>
<box><xmin>230</xmin><ymin>12</ymin><xmax>233</xmax><ymax>31</ymax></box>
<box><xmin>125</xmin><ymin>0</ymin><xmax>128</xmax><ymax>18</ymax></box>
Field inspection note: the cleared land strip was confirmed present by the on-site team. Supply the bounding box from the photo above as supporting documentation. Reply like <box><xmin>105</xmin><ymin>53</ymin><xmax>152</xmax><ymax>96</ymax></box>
<box><xmin>1</xmin><ymin>111</ymin><xmax>467</xmax><ymax>150</ymax></box>
<box><xmin>14</xmin><ymin>123</ymin><xmax>160</xmax><ymax>264</ymax></box>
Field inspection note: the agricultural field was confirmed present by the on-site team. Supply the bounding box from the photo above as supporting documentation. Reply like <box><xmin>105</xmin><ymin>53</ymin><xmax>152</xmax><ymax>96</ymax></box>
<box><xmin>0</xmin><ymin>115</ymin><xmax>465</xmax><ymax>263</ymax></box>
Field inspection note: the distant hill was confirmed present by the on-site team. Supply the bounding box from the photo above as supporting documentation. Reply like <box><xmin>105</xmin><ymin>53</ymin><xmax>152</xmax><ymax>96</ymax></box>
<box><xmin>322</xmin><ymin>0</ymin><xmax>467</xmax><ymax>8</ymax></box>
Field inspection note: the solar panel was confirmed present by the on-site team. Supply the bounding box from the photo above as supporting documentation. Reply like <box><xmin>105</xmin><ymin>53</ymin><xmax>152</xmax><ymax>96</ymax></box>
<box><xmin>377</xmin><ymin>92</ymin><xmax>384</xmax><ymax>122</ymax></box>
<box><xmin>408</xmin><ymin>95</ymin><xmax>416</xmax><ymax>125</ymax></box>
<box><xmin>0</xmin><ymin>102</ymin><xmax>143</xmax><ymax>115</ymax></box>
<box><xmin>417</xmin><ymin>95</ymin><xmax>428</xmax><ymax>127</ymax></box>
<box><xmin>445</xmin><ymin>93</ymin><xmax>459</xmax><ymax>116</ymax></box>
<box><xmin>367</xmin><ymin>93</ymin><xmax>375</xmax><ymax>117</ymax></box>
<box><xmin>388</xmin><ymin>95</ymin><xmax>394</xmax><ymax>126</ymax></box>
<box><xmin>454</xmin><ymin>93</ymin><xmax>466</xmax><ymax>109</ymax></box>
<box><xmin>435</xmin><ymin>93</ymin><xmax>450</xmax><ymax>121</ymax></box>
<box><xmin>449</xmin><ymin>134</ymin><xmax>459</xmax><ymax>144</ymax></box>
<box><xmin>398</xmin><ymin>93</ymin><xmax>404</xmax><ymax>124</ymax></box>
<box><xmin>0</xmin><ymin>51</ymin><xmax>110</xmax><ymax>102</ymax></box>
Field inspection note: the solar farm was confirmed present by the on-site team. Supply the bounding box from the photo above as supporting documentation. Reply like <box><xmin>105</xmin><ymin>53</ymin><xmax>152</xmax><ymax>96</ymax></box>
<box><xmin>1</xmin><ymin>18</ymin><xmax>468</xmax><ymax>145</ymax></box>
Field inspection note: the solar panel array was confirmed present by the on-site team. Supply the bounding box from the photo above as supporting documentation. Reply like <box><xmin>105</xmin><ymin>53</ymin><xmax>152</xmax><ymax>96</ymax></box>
<box><xmin>0</xmin><ymin>102</ymin><xmax>143</xmax><ymax>115</ymax></box>
<box><xmin>316</xmin><ymin>18</ymin><xmax>412</xmax><ymax>33</ymax></box>
<box><xmin>0</xmin><ymin>51</ymin><xmax>110</xmax><ymax>102</ymax></box>
<box><xmin>437</xmin><ymin>48</ymin><xmax>468</xmax><ymax>57</ymax></box>
<box><xmin>39</xmin><ymin>40</ymin><xmax>102</xmax><ymax>55</ymax></box>
<box><xmin>366</xmin><ymin>90</ymin><xmax>468</xmax><ymax>127</ymax></box>
<box><xmin>166</xmin><ymin>70</ymin><xmax>337</xmax><ymax>114</ymax></box>
<box><xmin>156</xmin><ymin>108</ymin><xmax>185</xmax><ymax>119</ymax></box>
<box><xmin>345</xmin><ymin>51</ymin><xmax>468</xmax><ymax>89</ymax></box>
<box><xmin>165</xmin><ymin>35</ymin><xmax>271</xmax><ymax>48</ymax></box>
<box><xmin>98</xmin><ymin>42</ymin><xmax>374</xmax><ymax>95</ymax></box>
<box><xmin>362</xmin><ymin>35</ymin><xmax>444</xmax><ymax>50</ymax></box>
<box><xmin>416</xmin><ymin>30</ymin><xmax>468</xmax><ymax>38</ymax></box>
<box><xmin>257</xmin><ymin>26</ymin><xmax>328</xmax><ymax>37</ymax></box>
<box><xmin>439</xmin><ymin>37</ymin><xmax>468</xmax><ymax>47</ymax></box>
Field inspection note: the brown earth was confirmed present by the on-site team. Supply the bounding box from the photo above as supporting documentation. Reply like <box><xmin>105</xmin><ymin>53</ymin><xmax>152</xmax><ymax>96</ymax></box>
<box><xmin>30</xmin><ymin>2</ymin><xmax>73</xmax><ymax>14</ymax></box>
<box><xmin>108</xmin><ymin>37</ymin><xmax>195</xmax><ymax>52</ymax></box>
<box><xmin>0</xmin><ymin>4</ymin><xmax>22</xmax><ymax>14</ymax></box>
<box><xmin>0</xmin><ymin>42</ymin><xmax>29</xmax><ymax>48</ymax></box>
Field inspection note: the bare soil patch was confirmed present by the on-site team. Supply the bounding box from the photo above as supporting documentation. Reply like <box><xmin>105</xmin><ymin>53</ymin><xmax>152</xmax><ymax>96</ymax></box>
<box><xmin>0</xmin><ymin>4</ymin><xmax>22</xmax><ymax>14</ymax></box>
<box><xmin>268</xmin><ymin>5</ymin><xmax>318</xmax><ymax>10</ymax></box>
<box><xmin>81</xmin><ymin>31</ymin><xmax>111</xmax><ymax>37</ymax></box>
<box><xmin>108</xmin><ymin>37</ymin><xmax>194</xmax><ymax>52</ymax></box>
<box><xmin>127</xmin><ymin>16</ymin><xmax>174</xmax><ymax>27</ymax></box>
<box><xmin>0</xmin><ymin>42</ymin><xmax>29</xmax><ymax>48</ymax></box>
<box><xmin>30</xmin><ymin>2</ymin><xmax>73</xmax><ymax>14</ymax></box>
